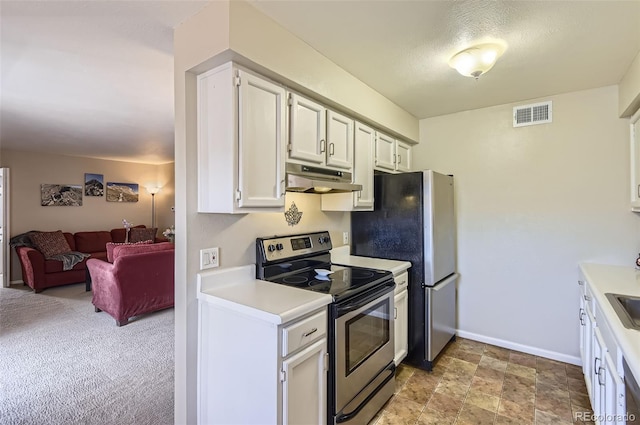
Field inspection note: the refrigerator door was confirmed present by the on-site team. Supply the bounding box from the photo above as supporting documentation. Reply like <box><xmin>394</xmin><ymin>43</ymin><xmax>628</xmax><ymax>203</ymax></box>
<box><xmin>423</xmin><ymin>171</ymin><xmax>456</xmax><ymax>286</ymax></box>
<box><xmin>426</xmin><ymin>273</ymin><xmax>458</xmax><ymax>361</ymax></box>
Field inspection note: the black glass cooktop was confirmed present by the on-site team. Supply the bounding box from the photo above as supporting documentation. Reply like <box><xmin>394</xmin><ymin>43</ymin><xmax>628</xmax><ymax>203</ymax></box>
<box><xmin>268</xmin><ymin>264</ymin><xmax>392</xmax><ymax>301</ymax></box>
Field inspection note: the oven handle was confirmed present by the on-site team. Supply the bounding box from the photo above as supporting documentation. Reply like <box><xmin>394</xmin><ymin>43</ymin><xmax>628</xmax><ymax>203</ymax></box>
<box><xmin>335</xmin><ymin>280</ymin><xmax>395</xmax><ymax>317</ymax></box>
<box><xmin>335</xmin><ymin>362</ymin><xmax>396</xmax><ymax>423</ymax></box>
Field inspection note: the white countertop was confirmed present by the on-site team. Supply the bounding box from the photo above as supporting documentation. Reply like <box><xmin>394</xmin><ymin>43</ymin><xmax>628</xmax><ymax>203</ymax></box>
<box><xmin>330</xmin><ymin>246</ymin><xmax>412</xmax><ymax>276</ymax></box>
<box><xmin>579</xmin><ymin>263</ymin><xmax>640</xmax><ymax>382</ymax></box>
<box><xmin>197</xmin><ymin>265</ymin><xmax>332</xmax><ymax>325</ymax></box>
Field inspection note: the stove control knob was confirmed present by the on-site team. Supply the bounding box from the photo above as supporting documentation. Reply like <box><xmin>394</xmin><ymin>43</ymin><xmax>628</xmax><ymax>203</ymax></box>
<box><xmin>276</xmin><ymin>243</ymin><xmax>284</xmax><ymax>251</ymax></box>
<box><xmin>267</xmin><ymin>244</ymin><xmax>276</xmax><ymax>252</ymax></box>
<box><xmin>318</xmin><ymin>236</ymin><xmax>330</xmax><ymax>244</ymax></box>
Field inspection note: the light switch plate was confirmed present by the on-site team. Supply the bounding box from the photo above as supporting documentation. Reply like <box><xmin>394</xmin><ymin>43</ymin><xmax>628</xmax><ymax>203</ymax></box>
<box><xmin>200</xmin><ymin>247</ymin><xmax>219</xmax><ymax>269</ymax></box>
<box><xmin>343</xmin><ymin>232</ymin><xmax>349</xmax><ymax>245</ymax></box>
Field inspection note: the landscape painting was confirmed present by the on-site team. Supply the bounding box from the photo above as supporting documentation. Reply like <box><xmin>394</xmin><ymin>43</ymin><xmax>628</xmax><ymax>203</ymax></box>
<box><xmin>41</xmin><ymin>184</ymin><xmax>83</xmax><ymax>206</ymax></box>
<box><xmin>106</xmin><ymin>182</ymin><xmax>139</xmax><ymax>202</ymax></box>
<box><xmin>84</xmin><ymin>173</ymin><xmax>104</xmax><ymax>196</ymax></box>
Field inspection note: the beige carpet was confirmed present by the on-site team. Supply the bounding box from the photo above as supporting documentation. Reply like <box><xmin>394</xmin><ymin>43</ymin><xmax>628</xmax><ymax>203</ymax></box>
<box><xmin>0</xmin><ymin>283</ymin><xmax>174</xmax><ymax>425</ymax></box>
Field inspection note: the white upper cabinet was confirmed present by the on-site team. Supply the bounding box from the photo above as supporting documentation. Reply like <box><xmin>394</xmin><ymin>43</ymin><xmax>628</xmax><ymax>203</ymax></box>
<box><xmin>375</xmin><ymin>132</ymin><xmax>397</xmax><ymax>171</ymax></box>
<box><xmin>321</xmin><ymin>121</ymin><xmax>374</xmax><ymax>211</ymax></box>
<box><xmin>630</xmin><ymin>109</ymin><xmax>640</xmax><ymax>211</ymax></box>
<box><xmin>326</xmin><ymin>110</ymin><xmax>354</xmax><ymax>170</ymax></box>
<box><xmin>289</xmin><ymin>94</ymin><xmax>327</xmax><ymax>165</ymax></box>
<box><xmin>375</xmin><ymin>132</ymin><xmax>412</xmax><ymax>173</ymax></box>
<box><xmin>288</xmin><ymin>94</ymin><xmax>353</xmax><ymax>172</ymax></box>
<box><xmin>197</xmin><ymin>63</ymin><xmax>286</xmax><ymax>213</ymax></box>
<box><xmin>395</xmin><ymin>140</ymin><xmax>412</xmax><ymax>172</ymax></box>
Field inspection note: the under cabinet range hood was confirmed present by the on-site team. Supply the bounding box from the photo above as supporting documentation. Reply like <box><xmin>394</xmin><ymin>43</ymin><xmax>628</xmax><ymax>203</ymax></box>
<box><xmin>285</xmin><ymin>163</ymin><xmax>362</xmax><ymax>194</ymax></box>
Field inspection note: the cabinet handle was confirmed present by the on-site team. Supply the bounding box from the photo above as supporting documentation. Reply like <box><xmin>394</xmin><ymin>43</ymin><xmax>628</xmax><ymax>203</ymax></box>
<box><xmin>579</xmin><ymin>308</ymin><xmax>585</xmax><ymax>326</ymax></box>
<box><xmin>303</xmin><ymin>328</ymin><xmax>318</xmax><ymax>338</ymax></box>
<box><xmin>280</xmin><ymin>179</ymin><xmax>285</xmax><ymax>198</ymax></box>
<box><xmin>584</xmin><ymin>294</ymin><xmax>591</xmax><ymax>302</ymax></box>
<box><xmin>393</xmin><ymin>154</ymin><xmax>397</xmax><ymax>164</ymax></box>
<box><xmin>637</xmin><ymin>184</ymin><xmax>640</xmax><ymax>198</ymax></box>
<box><xmin>578</xmin><ymin>280</ymin><xmax>584</xmax><ymax>286</ymax></box>
<box><xmin>394</xmin><ymin>307</ymin><xmax>397</xmax><ymax>320</ymax></box>
<box><xmin>320</xmin><ymin>139</ymin><xmax>326</xmax><ymax>153</ymax></box>
<box><xmin>329</xmin><ymin>142</ymin><xmax>335</xmax><ymax>156</ymax></box>
<box><xmin>397</xmin><ymin>155</ymin><xmax>401</xmax><ymax>164</ymax></box>
<box><xmin>598</xmin><ymin>366</ymin><xmax>605</xmax><ymax>386</ymax></box>
<box><xmin>594</xmin><ymin>357</ymin><xmax>600</xmax><ymax>375</ymax></box>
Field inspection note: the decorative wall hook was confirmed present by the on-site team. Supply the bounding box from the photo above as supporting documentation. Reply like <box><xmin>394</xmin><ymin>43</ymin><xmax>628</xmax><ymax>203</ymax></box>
<box><xmin>284</xmin><ymin>201</ymin><xmax>303</xmax><ymax>226</ymax></box>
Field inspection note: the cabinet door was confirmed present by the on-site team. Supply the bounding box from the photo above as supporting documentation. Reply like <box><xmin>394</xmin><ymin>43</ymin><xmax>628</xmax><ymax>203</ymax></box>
<box><xmin>289</xmin><ymin>94</ymin><xmax>326</xmax><ymax>165</ymax></box>
<box><xmin>238</xmin><ymin>70</ymin><xmax>286</xmax><ymax>208</ymax></box>
<box><xmin>593</xmin><ymin>327</ymin><xmax>606</xmax><ymax>418</ymax></box>
<box><xmin>353</xmin><ymin>122</ymin><xmax>375</xmax><ymax>209</ymax></box>
<box><xmin>585</xmin><ymin>304</ymin><xmax>595</xmax><ymax>401</ymax></box>
<box><xmin>281</xmin><ymin>339</ymin><xmax>327</xmax><ymax>425</ymax></box>
<box><xmin>394</xmin><ymin>288</ymin><xmax>408</xmax><ymax>365</ymax></box>
<box><xmin>375</xmin><ymin>132</ymin><xmax>396</xmax><ymax>171</ymax></box>
<box><xmin>326</xmin><ymin>110</ymin><xmax>354</xmax><ymax>170</ymax></box>
<box><xmin>631</xmin><ymin>109</ymin><xmax>640</xmax><ymax>211</ymax></box>
<box><xmin>396</xmin><ymin>140</ymin><xmax>412</xmax><ymax>172</ymax></box>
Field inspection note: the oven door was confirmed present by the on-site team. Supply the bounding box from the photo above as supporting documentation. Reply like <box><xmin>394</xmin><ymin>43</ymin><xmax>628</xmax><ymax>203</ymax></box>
<box><xmin>334</xmin><ymin>280</ymin><xmax>395</xmax><ymax>412</ymax></box>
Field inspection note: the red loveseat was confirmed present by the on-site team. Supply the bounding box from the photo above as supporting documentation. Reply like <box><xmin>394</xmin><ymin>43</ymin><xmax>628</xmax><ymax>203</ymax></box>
<box><xmin>15</xmin><ymin>226</ymin><xmax>161</xmax><ymax>293</ymax></box>
<box><xmin>87</xmin><ymin>242</ymin><xmax>175</xmax><ymax>326</ymax></box>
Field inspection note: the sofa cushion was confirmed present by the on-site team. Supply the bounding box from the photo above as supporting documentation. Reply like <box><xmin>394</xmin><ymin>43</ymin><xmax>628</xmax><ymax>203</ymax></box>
<box><xmin>106</xmin><ymin>241</ymin><xmax>152</xmax><ymax>263</ymax></box>
<box><xmin>110</xmin><ymin>225</ymin><xmax>146</xmax><ymax>243</ymax></box>
<box><xmin>112</xmin><ymin>242</ymin><xmax>174</xmax><ymax>263</ymax></box>
<box><xmin>31</xmin><ymin>231</ymin><xmax>72</xmax><ymax>258</ymax></box>
<box><xmin>129</xmin><ymin>227</ymin><xmax>157</xmax><ymax>243</ymax></box>
<box><xmin>74</xmin><ymin>231</ymin><xmax>113</xmax><ymax>253</ymax></box>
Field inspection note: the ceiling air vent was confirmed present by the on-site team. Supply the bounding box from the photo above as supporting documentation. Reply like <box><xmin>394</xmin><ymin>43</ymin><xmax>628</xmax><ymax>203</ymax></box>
<box><xmin>513</xmin><ymin>101</ymin><xmax>552</xmax><ymax>127</ymax></box>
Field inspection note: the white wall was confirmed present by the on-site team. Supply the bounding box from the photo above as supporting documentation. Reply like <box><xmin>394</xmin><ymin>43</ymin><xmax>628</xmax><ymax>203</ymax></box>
<box><xmin>414</xmin><ymin>85</ymin><xmax>640</xmax><ymax>362</ymax></box>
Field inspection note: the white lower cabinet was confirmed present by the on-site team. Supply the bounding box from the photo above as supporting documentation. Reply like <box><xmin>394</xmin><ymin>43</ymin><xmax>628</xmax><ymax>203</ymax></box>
<box><xmin>282</xmin><ymin>338</ymin><xmax>327</xmax><ymax>425</ymax></box>
<box><xmin>393</xmin><ymin>271</ymin><xmax>409</xmax><ymax>365</ymax></box>
<box><xmin>198</xmin><ymin>301</ymin><xmax>328</xmax><ymax>425</ymax></box>
<box><xmin>578</xmin><ymin>275</ymin><xmax>628</xmax><ymax>425</ymax></box>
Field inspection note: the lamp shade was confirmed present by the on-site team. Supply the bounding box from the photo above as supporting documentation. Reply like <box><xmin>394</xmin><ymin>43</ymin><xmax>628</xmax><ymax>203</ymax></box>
<box><xmin>448</xmin><ymin>43</ymin><xmax>506</xmax><ymax>79</ymax></box>
<box><xmin>147</xmin><ymin>186</ymin><xmax>160</xmax><ymax>195</ymax></box>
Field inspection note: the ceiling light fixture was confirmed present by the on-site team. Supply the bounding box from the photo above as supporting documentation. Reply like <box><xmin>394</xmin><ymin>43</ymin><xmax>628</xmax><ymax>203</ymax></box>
<box><xmin>448</xmin><ymin>42</ymin><xmax>506</xmax><ymax>79</ymax></box>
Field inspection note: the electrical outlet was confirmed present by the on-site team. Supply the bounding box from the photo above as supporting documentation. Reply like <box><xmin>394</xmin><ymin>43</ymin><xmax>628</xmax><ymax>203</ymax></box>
<box><xmin>200</xmin><ymin>247</ymin><xmax>219</xmax><ymax>269</ymax></box>
<box><xmin>343</xmin><ymin>232</ymin><xmax>349</xmax><ymax>245</ymax></box>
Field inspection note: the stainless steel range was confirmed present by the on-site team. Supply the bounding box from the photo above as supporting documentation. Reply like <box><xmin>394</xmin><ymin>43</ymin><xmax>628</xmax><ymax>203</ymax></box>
<box><xmin>256</xmin><ymin>231</ymin><xmax>396</xmax><ymax>425</ymax></box>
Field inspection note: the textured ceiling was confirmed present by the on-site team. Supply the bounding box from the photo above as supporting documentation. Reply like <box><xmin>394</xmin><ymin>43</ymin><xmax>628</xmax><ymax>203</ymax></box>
<box><xmin>1</xmin><ymin>1</ymin><xmax>639</xmax><ymax>164</ymax></box>
<box><xmin>251</xmin><ymin>0</ymin><xmax>640</xmax><ymax>119</ymax></box>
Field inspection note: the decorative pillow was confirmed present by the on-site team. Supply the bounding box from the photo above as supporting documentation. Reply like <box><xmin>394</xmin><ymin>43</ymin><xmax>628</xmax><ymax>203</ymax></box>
<box><xmin>30</xmin><ymin>230</ymin><xmax>72</xmax><ymax>259</ymax></box>
<box><xmin>129</xmin><ymin>227</ymin><xmax>157</xmax><ymax>243</ymax></box>
<box><xmin>106</xmin><ymin>240</ymin><xmax>153</xmax><ymax>263</ymax></box>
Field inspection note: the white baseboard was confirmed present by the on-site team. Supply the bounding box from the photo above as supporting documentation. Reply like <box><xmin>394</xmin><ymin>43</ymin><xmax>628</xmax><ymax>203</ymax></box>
<box><xmin>9</xmin><ymin>279</ymin><xmax>24</xmax><ymax>285</ymax></box>
<box><xmin>456</xmin><ymin>330</ymin><xmax>581</xmax><ymax>366</ymax></box>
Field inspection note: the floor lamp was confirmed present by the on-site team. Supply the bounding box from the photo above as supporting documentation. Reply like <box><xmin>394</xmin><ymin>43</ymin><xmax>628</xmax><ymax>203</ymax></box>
<box><xmin>147</xmin><ymin>187</ymin><xmax>160</xmax><ymax>228</ymax></box>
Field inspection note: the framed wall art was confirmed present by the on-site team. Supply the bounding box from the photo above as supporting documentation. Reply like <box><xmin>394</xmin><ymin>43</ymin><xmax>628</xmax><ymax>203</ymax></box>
<box><xmin>106</xmin><ymin>182</ymin><xmax>139</xmax><ymax>202</ymax></box>
<box><xmin>41</xmin><ymin>184</ymin><xmax>83</xmax><ymax>206</ymax></box>
<box><xmin>84</xmin><ymin>173</ymin><xmax>104</xmax><ymax>196</ymax></box>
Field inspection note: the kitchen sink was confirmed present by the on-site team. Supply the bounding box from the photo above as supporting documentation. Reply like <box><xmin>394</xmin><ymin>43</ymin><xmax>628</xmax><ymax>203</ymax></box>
<box><xmin>605</xmin><ymin>293</ymin><xmax>640</xmax><ymax>330</ymax></box>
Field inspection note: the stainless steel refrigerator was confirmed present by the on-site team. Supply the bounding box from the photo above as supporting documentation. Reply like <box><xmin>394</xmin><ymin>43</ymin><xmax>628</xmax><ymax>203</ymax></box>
<box><xmin>351</xmin><ymin>170</ymin><xmax>457</xmax><ymax>371</ymax></box>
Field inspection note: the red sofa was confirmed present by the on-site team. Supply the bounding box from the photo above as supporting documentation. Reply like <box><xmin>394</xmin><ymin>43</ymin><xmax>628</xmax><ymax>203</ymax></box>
<box><xmin>15</xmin><ymin>226</ymin><xmax>162</xmax><ymax>293</ymax></box>
<box><xmin>87</xmin><ymin>242</ymin><xmax>175</xmax><ymax>326</ymax></box>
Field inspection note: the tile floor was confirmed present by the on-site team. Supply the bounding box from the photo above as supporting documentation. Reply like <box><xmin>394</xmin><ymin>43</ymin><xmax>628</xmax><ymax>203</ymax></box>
<box><xmin>370</xmin><ymin>337</ymin><xmax>594</xmax><ymax>425</ymax></box>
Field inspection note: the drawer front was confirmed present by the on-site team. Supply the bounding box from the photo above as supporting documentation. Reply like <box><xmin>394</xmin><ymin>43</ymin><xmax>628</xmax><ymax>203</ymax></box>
<box><xmin>282</xmin><ymin>310</ymin><xmax>327</xmax><ymax>357</ymax></box>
